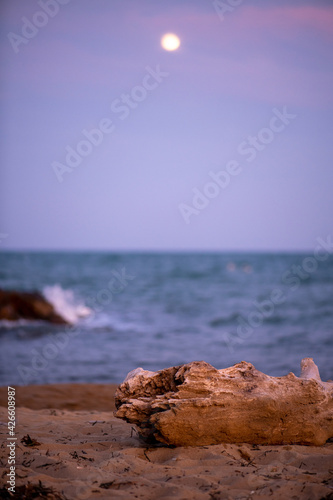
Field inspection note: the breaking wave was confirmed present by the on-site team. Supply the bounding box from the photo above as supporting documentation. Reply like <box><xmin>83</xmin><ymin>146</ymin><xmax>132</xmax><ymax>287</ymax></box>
<box><xmin>43</xmin><ymin>284</ymin><xmax>92</xmax><ymax>324</ymax></box>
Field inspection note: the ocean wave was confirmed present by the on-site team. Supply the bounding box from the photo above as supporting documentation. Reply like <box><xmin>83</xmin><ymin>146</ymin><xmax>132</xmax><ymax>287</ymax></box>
<box><xmin>43</xmin><ymin>285</ymin><xmax>92</xmax><ymax>324</ymax></box>
<box><xmin>209</xmin><ymin>313</ymin><xmax>239</xmax><ymax>328</ymax></box>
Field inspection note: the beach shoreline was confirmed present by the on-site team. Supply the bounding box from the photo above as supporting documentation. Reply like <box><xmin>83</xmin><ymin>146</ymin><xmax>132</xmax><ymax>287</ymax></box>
<box><xmin>0</xmin><ymin>383</ymin><xmax>118</xmax><ymax>413</ymax></box>
<box><xmin>0</xmin><ymin>383</ymin><xmax>332</xmax><ymax>499</ymax></box>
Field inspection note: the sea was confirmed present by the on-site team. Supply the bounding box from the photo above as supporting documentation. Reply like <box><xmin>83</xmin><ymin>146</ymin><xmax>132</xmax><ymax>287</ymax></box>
<box><xmin>0</xmin><ymin>250</ymin><xmax>332</xmax><ymax>386</ymax></box>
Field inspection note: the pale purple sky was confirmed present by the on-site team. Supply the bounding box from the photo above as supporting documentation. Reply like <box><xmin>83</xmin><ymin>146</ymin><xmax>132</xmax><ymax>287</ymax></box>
<box><xmin>1</xmin><ymin>0</ymin><xmax>333</xmax><ymax>251</ymax></box>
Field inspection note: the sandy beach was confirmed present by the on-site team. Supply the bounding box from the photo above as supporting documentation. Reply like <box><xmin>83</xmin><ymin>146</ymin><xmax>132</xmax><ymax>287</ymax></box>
<box><xmin>0</xmin><ymin>384</ymin><xmax>333</xmax><ymax>499</ymax></box>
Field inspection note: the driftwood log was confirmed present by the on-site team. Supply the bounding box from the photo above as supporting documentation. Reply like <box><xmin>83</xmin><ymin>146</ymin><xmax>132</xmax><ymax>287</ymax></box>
<box><xmin>115</xmin><ymin>358</ymin><xmax>333</xmax><ymax>446</ymax></box>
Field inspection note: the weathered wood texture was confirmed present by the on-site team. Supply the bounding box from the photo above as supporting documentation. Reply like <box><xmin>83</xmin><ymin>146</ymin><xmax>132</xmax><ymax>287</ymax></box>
<box><xmin>115</xmin><ymin>358</ymin><xmax>333</xmax><ymax>446</ymax></box>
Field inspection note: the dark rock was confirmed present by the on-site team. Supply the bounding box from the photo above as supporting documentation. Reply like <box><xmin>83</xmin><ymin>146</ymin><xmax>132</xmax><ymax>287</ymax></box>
<box><xmin>0</xmin><ymin>289</ymin><xmax>69</xmax><ymax>324</ymax></box>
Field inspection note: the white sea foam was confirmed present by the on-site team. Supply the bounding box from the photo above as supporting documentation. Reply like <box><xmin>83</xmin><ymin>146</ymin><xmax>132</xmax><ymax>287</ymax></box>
<box><xmin>0</xmin><ymin>318</ymin><xmax>38</xmax><ymax>329</ymax></box>
<box><xmin>43</xmin><ymin>284</ymin><xmax>92</xmax><ymax>324</ymax></box>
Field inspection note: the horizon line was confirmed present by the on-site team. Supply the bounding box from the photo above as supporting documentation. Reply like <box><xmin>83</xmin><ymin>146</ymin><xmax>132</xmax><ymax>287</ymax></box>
<box><xmin>0</xmin><ymin>247</ymin><xmax>318</xmax><ymax>255</ymax></box>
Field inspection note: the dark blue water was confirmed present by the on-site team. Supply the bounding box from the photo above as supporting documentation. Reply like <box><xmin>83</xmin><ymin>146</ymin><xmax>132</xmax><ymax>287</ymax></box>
<box><xmin>0</xmin><ymin>251</ymin><xmax>332</xmax><ymax>385</ymax></box>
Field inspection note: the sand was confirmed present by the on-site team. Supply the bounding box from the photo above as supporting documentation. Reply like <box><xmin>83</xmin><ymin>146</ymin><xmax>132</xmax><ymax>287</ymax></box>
<box><xmin>0</xmin><ymin>384</ymin><xmax>333</xmax><ymax>499</ymax></box>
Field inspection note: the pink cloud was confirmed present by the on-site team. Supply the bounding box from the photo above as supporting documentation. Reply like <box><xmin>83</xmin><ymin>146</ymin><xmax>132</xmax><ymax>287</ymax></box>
<box><xmin>164</xmin><ymin>48</ymin><xmax>333</xmax><ymax>108</ymax></box>
<box><xmin>117</xmin><ymin>4</ymin><xmax>333</xmax><ymax>46</ymax></box>
<box><xmin>234</xmin><ymin>5</ymin><xmax>333</xmax><ymax>42</ymax></box>
<box><xmin>2</xmin><ymin>2</ymin><xmax>332</xmax><ymax>108</ymax></box>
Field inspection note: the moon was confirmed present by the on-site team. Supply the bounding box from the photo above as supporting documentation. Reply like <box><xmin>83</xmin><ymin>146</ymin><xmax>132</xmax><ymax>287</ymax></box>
<box><xmin>161</xmin><ymin>33</ymin><xmax>181</xmax><ymax>51</ymax></box>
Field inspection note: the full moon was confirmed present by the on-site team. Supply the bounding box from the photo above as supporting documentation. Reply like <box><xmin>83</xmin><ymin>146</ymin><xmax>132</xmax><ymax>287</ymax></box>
<box><xmin>161</xmin><ymin>33</ymin><xmax>181</xmax><ymax>51</ymax></box>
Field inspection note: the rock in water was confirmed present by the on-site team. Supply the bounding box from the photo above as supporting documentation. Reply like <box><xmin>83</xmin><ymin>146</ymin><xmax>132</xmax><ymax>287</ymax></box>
<box><xmin>115</xmin><ymin>359</ymin><xmax>333</xmax><ymax>446</ymax></box>
<box><xmin>0</xmin><ymin>289</ymin><xmax>69</xmax><ymax>324</ymax></box>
